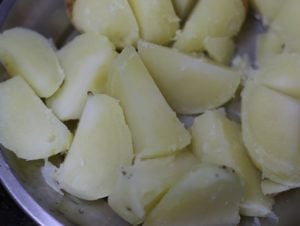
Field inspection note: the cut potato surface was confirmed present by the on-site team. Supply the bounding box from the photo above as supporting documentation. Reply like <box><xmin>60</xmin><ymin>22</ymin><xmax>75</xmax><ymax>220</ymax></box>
<box><xmin>143</xmin><ymin>164</ymin><xmax>244</xmax><ymax>226</ymax></box>
<box><xmin>58</xmin><ymin>94</ymin><xmax>133</xmax><ymax>200</ymax></box>
<box><xmin>138</xmin><ymin>41</ymin><xmax>241</xmax><ymax>114</ymax></box>
<box><xmin>46</xmin><ymin>33</ymin><xmax>117</xmax><ymax>121</ymax></box>
<box><xmin>242</xmin><ymin>82</ymin><xmax>300</xmax><ymax>186</ymax></box>
<box><xmin>0</xmin><ymin>27</ymin><xmax>64</xmax><ymax>98</ymax></box>
<box><xmin>171</xmin><ymin>0</ymin><xmax>197</xmax><ymax>21</ymax></box>
<box><xmin>0</xmin><ymin>77</ymin><xmax>72</xmax><ymax>160</ymax></box>
<box><xmin>71</xmin><ymin>0</ymin><xmax>139</xmax><ymax>48</ymax></box>
<box><xmin>106</xmin><ymin>46</ymin><xmax>191</xmax><ymax>158</ymax></box>
<box><xmin>261</xmin><ymin>179</ymin><xmax>293</xmax><ymax>196</ymax></box>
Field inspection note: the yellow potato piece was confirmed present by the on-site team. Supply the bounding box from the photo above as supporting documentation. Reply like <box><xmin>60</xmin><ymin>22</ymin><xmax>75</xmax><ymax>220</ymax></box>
<box><xmin>58</xmin><ymin>94</ymin><xmax>134</xmax><ymax>200</ymax></box>
<box><xmin>242</xmin><ymin>82</ymin><xmax>300</xmax><ymax>186</ymax></box>
<box><xmin>0</xmin><ymin>27</ymin><xmax>64</xmax><ymax>98</ymax></box>
<box><xmin>171</xmin><ymin>0</ymin><xmax>197</xmax><ymax>21</ymax></box>
<box><xmin>138</xmin><ymin>41</ymin><xmax>241</xmax><ymax>114</ymax></box>
<box><xmin>106</xmin><ymin>46</ymin><xmax>191</xmax><ymax>159</ymax></box>
<box><xmin>261</xmin><ymin>179</ymin><xmax>293</xmax><ymax>196</ymax></box>
<box><xmin>46</xmin><ymin>33</ymin><xmax>117</xmax><ymax>121</ymax></box>
<box><xmin>0</xmin><ymin>77</ymin><xmax>72</xmax><ymax>160</ymax></box>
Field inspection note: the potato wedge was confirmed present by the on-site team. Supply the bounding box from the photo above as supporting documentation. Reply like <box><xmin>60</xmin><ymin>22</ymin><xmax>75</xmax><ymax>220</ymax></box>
<box><xmin>0</xmin><ymin>27</ymin><xmax>64</xmax><ymax>98</ymax></box>
<box><xmin>261</xmin><ymin>179</ymin><xmax>293</xmax><ymax>195</ymax></box>
<box><xmin>58</xmin><ymin>94</ymin><xmax>133</xmax><ymax>200</ymax></box>
<box><xmin>106</xmin><ymin>46</ymin><xmax>190</xmax><ymax>158</ymax></box>
<box><xmin>171</xmin><ymin>0</ymin><xmax>197</xmax><ymax>21</ymax></box>
<box><xmin>0</xmin><ymin>77</ymin><xmax>72</xmax><ymax>160</ymax></box>
<box><xmin>144</xmin><ymin>164</ymin><xmax>244</xmax><ymax>226</ymax></box>
<box><xmin>46</xmin><ymin>33</ymin><xmax>117</xmax><ymax>121</ymax></box>
<box><xmin>138</xmin><ymin>41</ymin><xmax>241</xmax><ymax>114</ymax></box>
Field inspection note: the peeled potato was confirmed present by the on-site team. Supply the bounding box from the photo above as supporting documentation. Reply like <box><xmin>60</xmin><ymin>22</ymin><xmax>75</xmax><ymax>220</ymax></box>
<box><xmin>46</xmin><ymin>33</ymin><xmax>117</xmax><ymax>121</ymax></box>
<box><xmin>171</xmin><ymin>0</ymin><xmax>197</xmax><ymax>21</ymax></box>
<box><xmin>261</xmin><ymin>179</ymin><xmax>293</xmax><ymax>196</ymax></box>
<box><xmin>106</xmin><ymin>46</ymin><xmax>191</xmax><ymax>158</ymax></box>
<box><xmin>138</xmin><ymin>41</ymin><xmax>240</xmax><ymax>114</ymax></box>
<box><xmin>58</xmin><ymin>94</ymin><xmax>133</xmax><ymax>200</ymax></box>
<box><xmin>144</xmin><ymin>164</ymin><xmax>244</xmax><ymax>226</ymax></box>
<box><xmin>242</xmin><ymin>82</ymin><xmax>300</xmax><ymax>186</ymax></box>
<box><xmin>0</xmin><ymin>27</ymin><xmax>64</xmax><ymax>98</ymax></box>
<box><xmin>0</xmin><ymin>77</ymin><xmax>72</xmax><ymax>160</ymax></box>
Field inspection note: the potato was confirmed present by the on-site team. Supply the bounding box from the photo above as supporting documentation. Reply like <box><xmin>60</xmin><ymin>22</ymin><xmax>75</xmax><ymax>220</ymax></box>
<box><xmin>171</xmin><ymin>0</ymin><xmax>197</xmax><ymax>21</ymax></box>
<box><xmin>0</xmin><ymin>77</ymin><xmax>72</xmax><ymax>160</ymax></box>
<box><xmin>261</xmin><ymin>179</ymin><xmax>293</xmax><ymax>195</ymax></box>
<box><xmin>46</xmin><ymin>33</ymin><xmax>117</xmax><ymax>121</ymax></box>
<box><xmin>71</xmin><ymin>0</ymin><xmax>139</xmax><ymax>48</ymax></box>
<box><xmin>108</xmin><ymin>150</ymin><xmax>198</xmax><ymax>225</ymax></box>
<box><xmin>58</xmin><ymin>94</ymin><xmax>133</xmax><ymax>200</ymax></box>
<box><xmin>143</xmin><ymin>164</ymin><xmax>244</xmax><ymax>226</ymax></box>
<box><xmin>242</xmin><ymin>82</ymin><xmax>300</xmax><ymax>186</ymax></box>
<box><xmin>191</xmin><ymin>109</ymin><xmax>273</xmax><ymax>217</ymax></box>
<box><xmin>0</xmin><ymin>28</ymin><xmax>64</xmax><ymax>98</ymax></box>
<box><xmin>174</xmin><ymin>0</ymin><xmax>246</xmax><ymax>53</ymax></box>
<box><xmin>128</xmin><ymin>0</ymin><xmax>179</xmax><ymax>44</ymax></box>
<box><xmin>138</xmin><ymin>41</ymin><xmax>241</xmax><ymax>114</ymax></box>
<box><xmin>106</xmin><ymin>46</ymin><xmax>191</xmax><ymax>159</ymax></box>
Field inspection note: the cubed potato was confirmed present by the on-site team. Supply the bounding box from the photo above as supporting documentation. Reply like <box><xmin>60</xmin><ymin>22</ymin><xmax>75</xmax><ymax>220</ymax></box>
<box><xmin>0</xmin><ymin>27</ymin><xmax>64</xmax><ymax>98</ymax></box>
<box><xmin>46</xmin><ymin>33</ymin><xmax>117</xmax><ymax>121</ymax></box>
<box><xmin>71</xmin><ymin>0</ymin><xmax>139</xmax><ymax>48</ymax></box>
<box><xmin>191</xmin><ymin>109</ymin><xmax>273</xmax><ymax>217</ymax></box>
<box><xmin>261</xmin><ymin>179</ymin><xmax>293</xmax><ymax>195</ymax></box>
<box><xmin>143</xmin><ymin>164</ymin><xmax>244</xmax><ymax>226</ymax></box>
<box><xmin>241</xmin><ymin>82</ymin><xmax>300</xmax><ymax>186</ymax></box>
<box><xmin>171</xmin><ymin>0</ymin><xmax>197</xmax><ymax>21</ymax></box>
<box><xmin>106</xmin><ymin>46</ymin><xmax>191</xmax><ymax>159</ymax></box>
<box><xmin>129</xmin><ymin>0</ymin><xmax>179</xmax><ymax>44</ymax></box>
<box><xmin>138</xmin><ymin>41</ymin><xmax>240</xmax><ymax>114</ymax></box>
<box><xmin>108</xmin><ymin>150</ymin><xmax>198</xmax><ymax>225</ymax></box>
<box><xmin>58</xmin><ymin>94</ymin><xmax>134</xmax><ymax>200</ymax></box>
<box><xmin>0</xmin><ymin>77</ymin><xmax>72</xmax><ymax>160</ymax></box>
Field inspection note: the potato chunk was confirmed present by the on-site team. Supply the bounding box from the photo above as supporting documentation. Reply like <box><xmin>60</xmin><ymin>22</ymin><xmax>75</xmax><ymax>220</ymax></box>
<box><xmin>191</xmin><ymin>109</ymin><xmax>273</xmax><ymax>217</ymax></box>
<box><xmin>171</xmin><ymin>0</ymin><xmax>197</xmax><ymax>21</ymax></box>
<box><xmin>144</xmin><ymin>164</ymin><xmax>244</xmax><ymax>226</ymax></box>
<box><xmin>58</xmin><ymin>94</ymin><xmax>133</xmax><ymax>200</ymax></box>
<box><xmin>138</xmin><ymin>41</ymin><xmax>240</xmax><ymax>114</ymax></box>
<box><xmin>0</xmin><ymin>77</ymin><xmax>72</xmax><ymax>160</ymax></box>
<box><xmin>46</xmin><ymin>33</ymin><xmax>117</xmax><ymax>121</ymax></box>
<box><xmin>261</xmin><ymin>179</ymin><xmax>293</xmax><ymax>195</ymax></box>
<box><xmin>242</xmin><ymin>82</ymin><xmax>300</xmax><ymax>186</ymax></box>
<box><xmin>106</xmin><ymin>46</ymin><xmax>190</xmax><ymax>158</ymax></box>
<box><xmin>0</xmin><ymin>28</ymin><xmax>64</xmax><ymax>98</ymax></box>
<box><xmin>71</xmin><ymin>0</ymin><xmax>139</xmax><ymax>48</ymax></box>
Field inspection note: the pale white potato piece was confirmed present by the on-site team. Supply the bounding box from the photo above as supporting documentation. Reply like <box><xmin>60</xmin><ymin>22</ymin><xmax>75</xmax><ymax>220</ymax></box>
<box><xmin>0</xmin><ymin>77</ymin><xmax>72</xmax><ymax>160</ymax></box>
<box><xmin>174</xmin><ymin>0</ymin><xmax>246</xmax><ymax>53</ymax></box>
<box><xmin>138</xmin><ymin>41</ymin><xmax>241</xmax><ymax>114</ymax></box>
<box><xmin>242</xmin><ymin>82</ymin><xmax>300</xmax><ymax>186</ymax></box>
<box><xmin>261</xmin><ymin>179</ymin><xmax>293</xmax><ymax>195</ymax></box>
<box><xmin>108</xmin><ymin>150</ymin><xmax>198</xmax><ymax>225</ymax></box>
<box><xmin>58</xmin><ymin>94</ymin><xmax>133</xmax><ymax>200</ymax></box>
<box><xmin>106</xmin><ymin>46</ymin><xmax>191</xmax><ymax>158</ymax></box>
<box><xmin>171</xmin><ymin>0</ymin><xmax>197</xmax><ymax>21</ymax></box>
<box><xmin>129</xmin><ymin>0</ymin><xmax>179</xmax><ymax>44</ymax></box>
<box><xmin>46</xmin><ymin>33</ymin><xmax>117</xmax><ymax>121</ymax></box>
<box><xmin>0</xmin><ymin>27</ymin><xmax>64</xmax><ymax>98</ymax></box>
<box><xmin>191</xmin><ymin>109</ymin><xmax>273</xmax><ymax>217</ymax></box>
<box><xmin>144</xmin><ymin>164</ymin><xmax>244</xmax><ymax>226</ymax></box>
<box><xmin>71</xmin><ymin>0</ymin><xmax>139</xmax><ymax>48</ymax></box>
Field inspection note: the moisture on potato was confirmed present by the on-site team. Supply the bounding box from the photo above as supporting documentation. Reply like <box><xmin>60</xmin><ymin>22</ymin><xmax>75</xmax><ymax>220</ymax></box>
<box><xmin>0</xmin><ymin>27</ymin><xmax>64</xmax><ymax>98</ymax></box>
<box><xmin>138</xmin><ymin>41</ymin><xmax>241</xmax><ymax>114</ymax></box>
<box><xmin>106</xmin><ymin>46</ymin><xmax>191</xmax><ymax>159</ymax></box>
<box><xmin>143</xmin><ymin>164</ymin><xmax>244</xmax><ymax>226</ymax></box>
<box><xmin>58</xmin><ymin>94</ymin><xmax>134</xmax><ymax>200</ymax></box>
<box><xmin>261</xmin><ymin>179</ymin><xmax>293</xmax><ymax>196</ymax></box>
<box><xmin>0</xmin><ymin>77</ymin><xmax>72</xmax><ymax>160</ymax></box>
<box><xmin>46</xmin><ymin>33</ymin><xmax>117</xmax><ymax>121</ymax></box>
<box><xmin>171</xmin><ymin>0</ymin><xmax>197</xmax><ymax>21</ymax></box>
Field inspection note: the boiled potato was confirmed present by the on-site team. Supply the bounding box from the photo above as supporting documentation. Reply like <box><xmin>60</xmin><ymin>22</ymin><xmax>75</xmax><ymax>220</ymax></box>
<box><xmin>71</xmin><ymin>0</ymin><xmax>139</xmax><ymax>48</ymax></box>
<box><xmin>128</xmin><ymin>0</ymin><xmax>179</xmax><ymax>44</ymax></box>
<box><xmin>174</xmin><ymin>0</ymin><xmax>246</xmax><ymax>53</ymax></box>
<box><xmin>138</xmin><ymin>41</ymin><xmax>241</xmax><ymax>114</ymax></box>
<box><xmin>106</xmin><ymin>46</ymin><xmax>191</xmax><ymax>158</ymax></box>
<box><xmin>242</xmin><ymin>82</ymin><xmax>300</xmax><ymax>186</ymax></box>
<box><xmin>46</xmin><ymin>33</ymin><xmax>117</xmax><ymax>121</ymax></box>
<box><xmin>261</xmin><ymin>179</ymin><xmax>293</xmax><ymax>195</ymax></box>
<box><xmin>108</xmin><ymin>150</ymin><xmax>198</xmax><ymax>225</ymax></box>
<box><xmin>171</xmin><ymin>0</ymin><xmax>197</xmax><ymax>21</ymax></box>
<box><xmin>191</xmin><ymin>109</ymin><xmax>273</xmax><ymax>217</ymax></box>
<box><xmin>144</xmin><ymin>164</ymin><xmax>244</xmax><ymax>226</ymax></box>
<box><xmin>0</xmin><ymin>28</ymin><xmax>64</xmax><ymax>98</ymax></box>
<box><xmin>58</xmin><ymin>94</ymin><xmax>133</xmax><ymax>200</ymax></box>
<box><xmin>0</xmin><ymin>77</ymin><xmax>72</xmax><ymax>160</ymax></box>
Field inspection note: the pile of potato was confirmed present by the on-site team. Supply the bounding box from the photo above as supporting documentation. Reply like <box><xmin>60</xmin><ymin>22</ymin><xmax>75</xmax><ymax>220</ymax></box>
<box><xmin>0</xmin><ymin>0</ymin><xmax>300</xmax><ymax>225</ymax></box>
